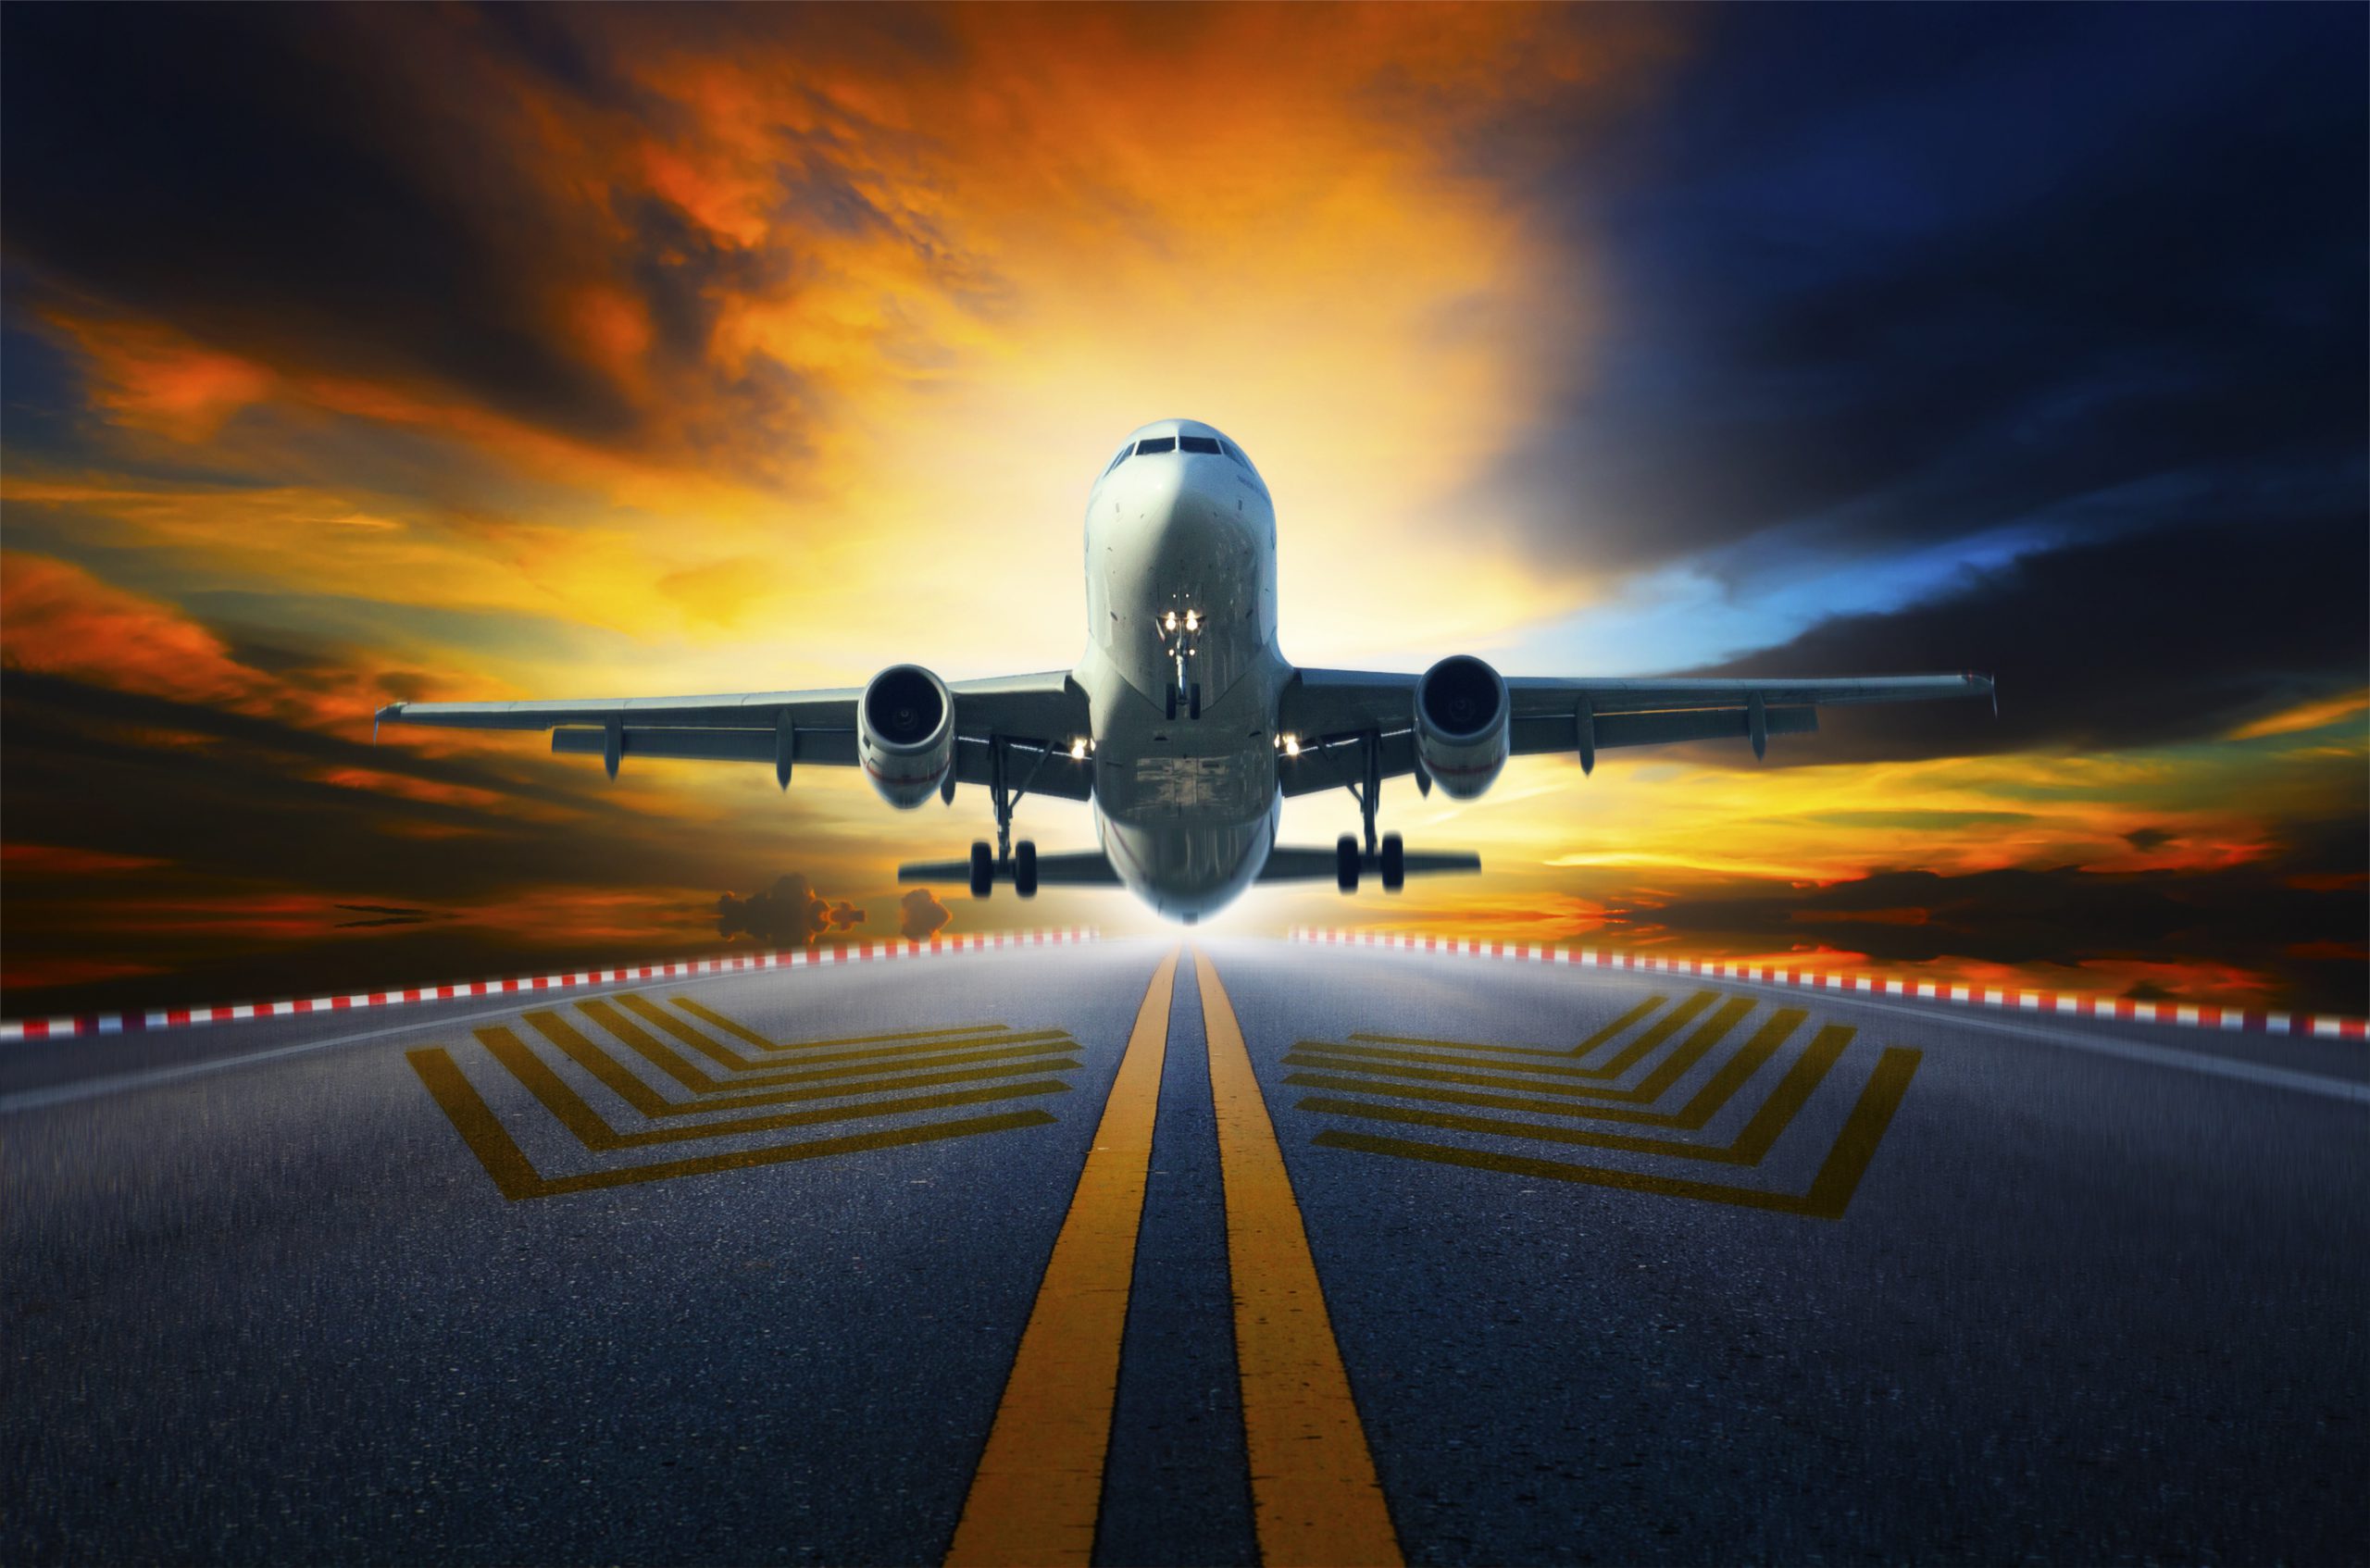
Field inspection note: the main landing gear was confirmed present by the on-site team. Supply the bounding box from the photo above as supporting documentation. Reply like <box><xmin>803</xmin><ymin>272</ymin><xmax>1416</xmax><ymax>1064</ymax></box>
<box><xmin>969</xmin><ymin>839</ymin><xmax>1038</xmax><ymax>899</ymax></box>
<box><xmin>967</xmin><ymin>736</ymin><xmax>1043</xmax><ymax>898</ymax></box>
<box><xmin>1335</xmin><ymin>832</ymin><xmax>1404</xmax><ymax>893</ymax></box>
<box><xmin>1334</xmin><ymin>729</ymin><xmax>1403</xmax><ymax>893</ymax></box>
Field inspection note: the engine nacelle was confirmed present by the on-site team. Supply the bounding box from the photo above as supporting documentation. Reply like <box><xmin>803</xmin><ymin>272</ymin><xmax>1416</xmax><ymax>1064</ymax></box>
<box><xmin>858</xmin><ymin>664</ymin><xmax>955</xmax><ymax>809</ymax></box>
<box><xmin>1413</xmin><ymin>654</ymin><xmax>1508</xmax><ymax>800</ymax></box>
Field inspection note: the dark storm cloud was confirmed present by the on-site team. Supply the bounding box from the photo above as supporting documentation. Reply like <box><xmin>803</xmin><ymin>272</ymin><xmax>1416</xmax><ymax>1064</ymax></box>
<box><xmin>0</xmin><ymin>6</ymin><xmax>653</xmax><ymax>441</ymax></box>
<box><xmin>1694</xmin><ymin>508</ymin><xmax>2368</xmax><ymax>761</ymax></box>
<box><xmin>1499</xmin><ymin>6</ymin><xmax>2366</xmax><ymax>577</ymax></box>
<box><xmin>0</xmin><ymin>670</ymin><xmax>747</xmax><ymax>1012</ymax></box>
<box><xmin>0</xmin><ymin>5</ymin><xmax>987</xmax><ymax>469</ymax></box>
<box><xmin>1628</xmin><ymin>817</ymin><xmax>2367</xmax><ymax>1014</ymax></box>
<box><xmin>1</xmin><ymin>672</ymin><xmax>643</xmax><ymax>886</ymax></box>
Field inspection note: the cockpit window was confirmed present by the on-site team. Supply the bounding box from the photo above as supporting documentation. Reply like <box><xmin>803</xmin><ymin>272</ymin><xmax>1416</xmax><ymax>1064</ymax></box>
<box><xmin>1179</xmin><ymin>435</ymin><xmax>1221</xmax><ymax>454</ymax></box>
<box><xmin>1135</xmin><ymin>436</ymin><xmax>1177</xmax><ymax>454</ymax></box>
<box><xmin>1219</xmin><ymin>440</ymin><xmax>1251</xmax><ymax>468</ymax></box>
<box><xmin>1104</xmin><ymin>447</ymin><xmax>1131</xmax><ymax>476</ymax></box>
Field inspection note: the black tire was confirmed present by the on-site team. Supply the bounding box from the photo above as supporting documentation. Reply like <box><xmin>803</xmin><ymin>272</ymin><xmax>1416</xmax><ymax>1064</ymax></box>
<box><xmin>1381</xmin><ymin>832</ymin><xmax>1404</xmax><ymax>891</ymax></box>
<box><xmin>1015</xmin><ymin>840</ymin><xmax>1039</xmax><ymax>898</ymax></box>
<box><xmin>1336</xmin><ymin>833</ymin><xmax>1360</xmax><ymax>892</ymax></box>
<box><xmin>969</xmin><ymin>841</ymin><xmax>993</xmax><ymax>898</ymax></box>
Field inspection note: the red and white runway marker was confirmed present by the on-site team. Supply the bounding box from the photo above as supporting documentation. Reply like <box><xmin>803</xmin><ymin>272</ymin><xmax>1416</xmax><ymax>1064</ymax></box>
<box><xmin>1288</xmin><ymin>927</ymin><xmax>2367</xmax><ymax>1041</ymax></box>
<box><xmin>0</xmin><ymin>928</ymin><xmax>1100</xmax><ymax>1043</ymax></box>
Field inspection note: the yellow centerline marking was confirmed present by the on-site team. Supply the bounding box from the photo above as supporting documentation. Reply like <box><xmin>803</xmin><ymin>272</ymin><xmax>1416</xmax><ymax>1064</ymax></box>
<box><xmin>945</xmin><ymin>948</ymin><xmax>1180</xmax><ymax>1567</ymax></box>
<box><xmin>1196</xmin><ymin>949</ymin><xmax>1403</xmax><ymax>1568</ymax></box>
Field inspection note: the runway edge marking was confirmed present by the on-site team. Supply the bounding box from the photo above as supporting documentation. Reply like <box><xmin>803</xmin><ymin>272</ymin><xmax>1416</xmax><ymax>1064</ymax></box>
<box><xmin>945</xmin><ymin>948</ymin><xmax>1179</xmax><ymax>1568</ymax></box>
<box><xmin>0</xmin><ymin>928</ymin><xmax>1101</xmax><ymax>1043</ymax></box>
<box><xmin>1288</xmin><ymin>928</ymin><xmax>2369</xmax><ymax>1041</ymax></box>
<box><xmin>1196</xmin><ymin>949</ymin><xmax>1404</xmax><ymax>1568</ymax></box>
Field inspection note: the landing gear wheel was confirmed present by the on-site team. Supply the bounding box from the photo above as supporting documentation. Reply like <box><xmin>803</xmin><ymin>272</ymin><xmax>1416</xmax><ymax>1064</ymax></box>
<box><xmin>1336</xmin><ymin>833</ymin><xmax>1361</xmax><ymax>893</ymax></box>
<box><xmin>1015</xmin><ymin>840</ymin><xmax>1038</xmax><ymax>898</ymax></box>
<box><xmin>969</xmin><ymin>841</ymin><xmax>993</xmax><ymax>898</ymax></box>
<box><xmin>1381</xmin><ymin>832</ymin><xmax>1404</xmax><ymax>891</ymax></box>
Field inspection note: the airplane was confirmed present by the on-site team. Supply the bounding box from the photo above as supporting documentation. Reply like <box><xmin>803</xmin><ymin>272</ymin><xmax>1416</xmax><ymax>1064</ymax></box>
<box><xmin>376</xmin><ymin>417</ymin><xmax>1993</xmax><ymax>923</ymax></box>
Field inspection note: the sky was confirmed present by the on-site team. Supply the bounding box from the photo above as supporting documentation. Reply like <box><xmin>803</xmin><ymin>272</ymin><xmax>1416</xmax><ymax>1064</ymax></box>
<box><xmin>2</xmin><ymin>3</ymin><xmax>2363</xmax><ymax>1017</ymax></box>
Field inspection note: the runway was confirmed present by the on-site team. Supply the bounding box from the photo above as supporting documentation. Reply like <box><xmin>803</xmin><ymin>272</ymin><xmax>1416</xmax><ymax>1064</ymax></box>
<box><xmin>5</xmin><ymin>938</ymin><xmax>2364</xmax><ymax>1563</ymax></box>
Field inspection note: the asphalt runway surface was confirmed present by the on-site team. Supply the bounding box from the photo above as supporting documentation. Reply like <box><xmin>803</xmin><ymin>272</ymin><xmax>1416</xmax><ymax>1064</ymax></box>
<box><xmin>5</xmin><ymin>938</ymin><xmax>2364</xmax><ymax>1564</ymax></box>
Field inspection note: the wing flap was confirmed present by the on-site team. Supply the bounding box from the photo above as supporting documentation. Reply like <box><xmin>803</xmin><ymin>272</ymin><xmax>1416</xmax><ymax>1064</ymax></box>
<box><xmin>1509</xmin><ymin>703</ymin><xmax>1816</xmax><ymax>757</ymax></box>
<box><xmin>553</xmin><ymin>726</ymin><xmax>857</xmax><ymax>765</ymax></box>
<box><xmin>1277</xmin><ymin>728</ymin><xmax>1419</xmax><ymax>799</ymax></box>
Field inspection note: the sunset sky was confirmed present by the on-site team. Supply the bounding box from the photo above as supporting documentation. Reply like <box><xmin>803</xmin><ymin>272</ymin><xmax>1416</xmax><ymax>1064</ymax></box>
<box><xmin>3</xmin><ymin>4</ymin><xmax>2363</xmax><ymax>1016</ymax></box>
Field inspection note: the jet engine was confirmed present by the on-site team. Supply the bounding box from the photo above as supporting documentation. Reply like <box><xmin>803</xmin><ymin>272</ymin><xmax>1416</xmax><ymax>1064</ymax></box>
<box><xmin>1412</xmin><ymin>654</ymin><xmax>1508</xmax><ymax>800</ymax></box>
<box><xmin>858</xmin><ymin>664</ymin><xmax>956</xmax><ymax>808</ymax></box>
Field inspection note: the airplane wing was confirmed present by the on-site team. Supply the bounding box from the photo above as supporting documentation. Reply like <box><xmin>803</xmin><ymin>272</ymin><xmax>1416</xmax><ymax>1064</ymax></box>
<box><xmin>1275</xmin><ymin>669</ymin><xmax>1992</xmax><ymax>797</ymax></box>
<box><xmin>376</xmin><ymin>670</ymin><xmax>1097</xmax><ymax>800</ymax></box>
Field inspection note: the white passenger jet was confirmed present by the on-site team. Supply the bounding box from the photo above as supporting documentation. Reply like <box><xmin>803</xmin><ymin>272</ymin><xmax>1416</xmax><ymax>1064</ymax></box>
<box><xmin>377</xmin><ymin>418</ymin><xmax>1992</xmax><ymax>922</ymax></box>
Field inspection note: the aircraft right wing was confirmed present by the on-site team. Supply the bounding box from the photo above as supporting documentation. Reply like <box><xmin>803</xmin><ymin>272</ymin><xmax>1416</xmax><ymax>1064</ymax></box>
<box><xmin>376</xmin><ymin>669</ymin><xmax>1097</xmax><ymax>799</ymax></box>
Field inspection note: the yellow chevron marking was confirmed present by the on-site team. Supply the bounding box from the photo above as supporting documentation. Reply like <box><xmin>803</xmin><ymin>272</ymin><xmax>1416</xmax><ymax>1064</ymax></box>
<box><xmin>1312</xmin><ymin>1045</ymin><xmax>1920</xmax><ymax>1220</ymax></box>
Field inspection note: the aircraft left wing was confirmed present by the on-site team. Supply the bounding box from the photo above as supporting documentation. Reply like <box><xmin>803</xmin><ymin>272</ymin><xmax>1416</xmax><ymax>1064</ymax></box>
<box><xmin>376</xmin><ymin>670</ymin><xmax>1097</xmax><ymax>799</ymax></box>
<box><xmin>1276</xmin><ymin>668</ymin><xmax>1992</xmax><ymax>796</ymax></box>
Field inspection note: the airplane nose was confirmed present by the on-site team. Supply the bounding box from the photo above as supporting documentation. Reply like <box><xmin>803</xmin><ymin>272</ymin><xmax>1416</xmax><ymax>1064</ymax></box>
<box><xmin>1135</xmin><ymin>458</ymin><xmax>1252</xmax><ymax>557</ymax></box>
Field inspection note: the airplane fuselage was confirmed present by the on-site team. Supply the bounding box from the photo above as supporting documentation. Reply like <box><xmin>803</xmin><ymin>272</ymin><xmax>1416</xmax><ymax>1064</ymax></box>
<box><xmin>1074</xmin><ymin>420</ymin><xmax>1289</xmax><ymax>920</ymax></box>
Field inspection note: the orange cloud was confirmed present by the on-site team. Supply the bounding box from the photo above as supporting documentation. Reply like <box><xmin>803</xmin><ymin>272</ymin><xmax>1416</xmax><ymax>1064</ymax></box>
<box><xmin>41</xmin><ymin>313</ymin><xmax>276</xmax><ymax>441</ymax></box>
<box><xmin>0</xmin><ymin>550</ymin><xmax>509</xmax><ymax>753</ymax></box>
<box><xmin>1</xmin><ymin>552</ymin><xmax>261</xmax><ymax>708</ymax></box>
<box><xmin>2230</xmin><ymin>689</ymin><xmax>2369</xmax><ymax>741</ymax></box>
<box><xmin>2</xmin><ymin>842</ymin><xmax>169</xmax><ymax>876</ymax></box>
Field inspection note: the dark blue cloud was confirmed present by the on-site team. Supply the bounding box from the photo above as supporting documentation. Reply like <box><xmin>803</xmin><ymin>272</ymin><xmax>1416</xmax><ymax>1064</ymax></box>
<box><xmin>1502</xmin><ymin>5</ymin><xmax>2365</xmax><ymax>578</ymax></box>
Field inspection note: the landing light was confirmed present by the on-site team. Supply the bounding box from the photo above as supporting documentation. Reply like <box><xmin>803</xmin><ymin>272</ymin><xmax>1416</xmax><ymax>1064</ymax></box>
<box><xmin>1283</xmin><ymin>734</ymin><xmax>1301</xmax><ymax>757</ymax></box>
<box><xmin>1068</xmin><ymin>738</ymin><xmax>1088</xmax><ymax>760</ymax></box>
<box><xmin>1164</xmin><ymin>611</ymin><xmax>1178</xmax><ymax>630</ymax></box>
<box><xmin>1184</xmin><ymin>609</ymin><xmax>1199</xmax><ymax>632</ymax></box>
